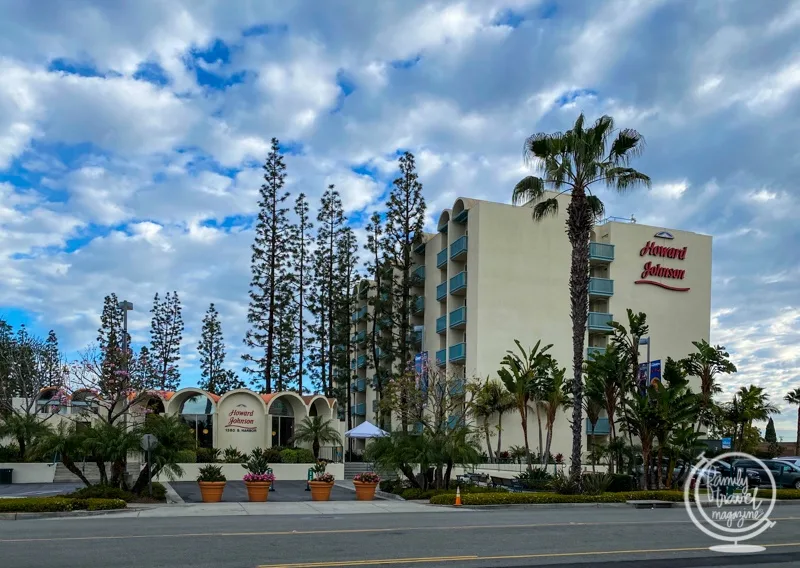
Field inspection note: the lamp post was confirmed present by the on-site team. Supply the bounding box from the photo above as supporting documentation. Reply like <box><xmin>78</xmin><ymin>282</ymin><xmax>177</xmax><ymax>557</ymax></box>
<box><xmin>119</xmin><ymin>300</ymin><xmax>133</xmax><ymax>367</ymax></box>
<box><xmin>639</xmin><ymin>336</ymin><xmax>651</xmax><ymax>392</ymax></box>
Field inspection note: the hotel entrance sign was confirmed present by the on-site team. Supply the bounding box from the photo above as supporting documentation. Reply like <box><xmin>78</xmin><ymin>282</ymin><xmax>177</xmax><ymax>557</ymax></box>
<box><xmin>635</xmin><ymin>235</ymin><xmax>691</xmax><ymax>292</ymax></box>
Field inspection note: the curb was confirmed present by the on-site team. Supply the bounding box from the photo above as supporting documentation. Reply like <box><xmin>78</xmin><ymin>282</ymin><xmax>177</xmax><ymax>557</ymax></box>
<box><xmin>0</xmin><ymin>508</ymin><xmax>127</xmax><ymax>521</ymax></box>
<box><xmin>428</xmin><ymin>499</ymin><xmax>800</xmax><ymax>510</ymax></box>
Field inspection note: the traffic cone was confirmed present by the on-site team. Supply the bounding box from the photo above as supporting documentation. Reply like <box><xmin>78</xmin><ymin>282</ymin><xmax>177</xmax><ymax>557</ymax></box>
<box><xmin>454</xmin><ymin>486</ymin><xmax>462</xmax><ymax>507</ymax></box>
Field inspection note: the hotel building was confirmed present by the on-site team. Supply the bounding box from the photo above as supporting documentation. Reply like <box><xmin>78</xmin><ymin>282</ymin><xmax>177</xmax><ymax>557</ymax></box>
<box><xmin>348</xmin><ymin>193</ymin><xmax>712</xmax><ymax>459</ymax></box>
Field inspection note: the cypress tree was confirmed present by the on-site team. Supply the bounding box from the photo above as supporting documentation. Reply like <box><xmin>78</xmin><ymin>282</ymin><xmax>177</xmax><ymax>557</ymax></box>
<box><xmin>291</xmin><ymin>193</ymin><xmax>314</xmax><ymax>394</ymax></box>
<box><xmin>198</xmin><ymin>303</ymin><xmax>244</xmax><ymax>395</ymax></box>
<box><xmin>244</xmin><ymin>138</ymin><xmax>291</xmax><ymax>393</ymax></box>
<box><xmin>765</xmin><ymin>417</ymin><xmax>778</xmax><ymax>444</ymax></box>
<box><xmin>334</xmin><ymin>226</ymin><xmax>359</xmax><ymax>430</ymax></box>
<box><xmin>149</xmin><ymin>291</ymin><xmax>184</xmax><ymax>390</ymax></box>
<box><xmin>42</xmin><ymin>330</ymin><xmax>63</xmax><ymax>387</ymax></box>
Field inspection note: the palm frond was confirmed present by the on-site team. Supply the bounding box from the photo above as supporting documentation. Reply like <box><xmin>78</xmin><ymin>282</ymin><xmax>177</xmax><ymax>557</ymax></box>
<box><xmin>606</xmin><ymin>167</ymin><xmax>651</xmax><ymax>192</ymax></box>
<box><xmin>512</xmin><ymin>176</ymin><xmax>545</xmax><ymax>205</ymax></box>
<box><xmin>532</xmin><ymin>198</ymin><xmax>559</xmax><ymax>221</ymax></box>
<box><xmin>609</xmin><ymin>129</ymin><xmax>646</xmax><ymax>163</ymax></box>
<box><xmin>586</xmin><ymin>195</ymin><xmax>605</xmax><ymax>221</ymax></box>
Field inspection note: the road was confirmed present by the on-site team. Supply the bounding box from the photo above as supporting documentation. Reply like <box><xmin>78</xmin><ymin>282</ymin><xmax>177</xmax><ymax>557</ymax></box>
<box><xmin>1</xmin><ymin>505</ymin><xmax>800</xmax><ymax>567</ymax></box>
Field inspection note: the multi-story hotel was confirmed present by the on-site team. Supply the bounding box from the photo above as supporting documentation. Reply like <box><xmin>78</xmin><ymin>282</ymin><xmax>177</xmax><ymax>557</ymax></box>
<box><xmin>349</xmin><ymin>193</ymin><xmax>712</xmax><ymax>459</ymax></box>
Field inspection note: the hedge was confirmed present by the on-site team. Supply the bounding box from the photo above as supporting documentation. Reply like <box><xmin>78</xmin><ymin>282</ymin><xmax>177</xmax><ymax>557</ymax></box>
<box><xmin>0</xmin><ymin>497</ymin><xmax>127</xmax><ymax>513</ymax></box>
<box><xmin>399</xmin><ymin>486</ymin><xmax>504</xmax><ymax>500</ymax></box>
<box><xmin>68</xmin><ymin>483</ymin><xmax>167</xmax><ymax>503</ymax></box>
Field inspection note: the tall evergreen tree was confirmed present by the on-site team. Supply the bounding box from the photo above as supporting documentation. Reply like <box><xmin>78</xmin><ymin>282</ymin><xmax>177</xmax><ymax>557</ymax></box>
<box><xmin>244</xmin><ymin>137</ymin><xmax>291</xmax><ymax>393</ymax></box>
<box><xmin>274</xmin><ymin>292</ymin><xmax>298</xmax><ymax>392</ymax></box>
<box><xmin>197</xmin><ymin>303</ymin><xmax>244</xmax><ymax>394</ymax></box>
<box><xmin>97</xmin><ymin>293</ymin><xmax>128</xmax><ymax>392</ymax></box>
<box><xmin>334</xmin><ymin>226</ymin><xmax>360</xmax><ymax>430</ymax></box>
<box><xmin>310</xmin><ymin>185</ymin><xmax>346</xmax><ymax>397</ymax></box>
<box><xmin>380</xmin><ymin>152</ymin><xmax>426</xmax><ymax>431</ymax></box>
<box><xmin>765</xmin><ymin>417</ymin><xmax>778</xmax><ymax>443</ymax></box>
<box><xmin>291</xmin><ymin>193</ymin><xmax>314</xmax><ymax>394</ymax></box>
<box><xmin>42</xmin><ymin>330</ymin><xmax>63</xmax><ymax>387</ymax></box>
<box><xmin>149</xmin><ymin>291</ymin><xmax>184</xmax><ymax>390</ymax></box>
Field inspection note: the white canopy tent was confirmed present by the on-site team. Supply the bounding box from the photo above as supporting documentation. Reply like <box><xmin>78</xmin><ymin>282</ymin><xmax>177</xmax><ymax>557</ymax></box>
<box><xmin>345</xmin><ymin>421</ymin><xmax>389</xmax><ymax>439</ymax></box>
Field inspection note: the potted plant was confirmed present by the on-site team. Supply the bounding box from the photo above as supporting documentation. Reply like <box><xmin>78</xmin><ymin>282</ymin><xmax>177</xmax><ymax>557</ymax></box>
<box><xmin>242</xmin><ymin>447</ymin><xmax>275</xmax><ymax>502</ymax></box>
<box><xmin>197</xmin><ymin>464</ymin><xmax>226</xmax><ymax>503</ymax></box>
<box><xmin>308</xmin><ymin>461</ymin><xmax>335</xmax><ymax>501</ymax></box>
<box><xmin>352</xmin><ymin>471</ymin><xmax>381</xmax><ymax>501</ymax></box>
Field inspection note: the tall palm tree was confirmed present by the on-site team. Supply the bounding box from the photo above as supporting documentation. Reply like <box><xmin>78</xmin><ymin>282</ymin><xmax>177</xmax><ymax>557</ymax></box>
<box><xmin>512</xmin><ymin>114</ymin><xmax>650</xmax><ymax>479</ymax></box>
<box><xmin>682</xmin><ymin>339</ymin><xmax>737</xmax><ymax>431</ymax></box>
<box><xmin>737</xmin><ymin>385</ymin><xmax>779</xmax><ymax>446</ymax></box>
<box><xmin>585</xmin><ymin>345</ymin><xmax>627</xmax><ymax>442</ymax></box>
<box><xmin>785</xmin><ymin>388</ymin><xmax>800</xmax><ymax>456</ymax></box>
<box><xmin>540</xmin><ymin>364</ymin><xmax>571</xmax><ymax>465</ymax></box>
<box><xmin>470</xmin><ymin>379</ymin><xmax>514</xmax><ymax>463</ymax></box>
<box><xmin>131</xmin><ymin>414</ymin><xmax>195</xmax><ymax>494</ymax></box>
<box><xmin>623</xmin><ymin>387</ymin><xmax>660</xmax><ymax>489</ymax></box>
<box><xmin>292</xmin><ymin>415</ymin><xmax>343</xmax><ymax>459</ymax></box>
<box><xmin>497</xmin><ymin>340</ymin><xmax>553</xmax><ymax>466</ymax></box>
<box><xmin>610</xmin><ymin>309</ymin><xmax>649</xmax><ymax>449</ymax></box>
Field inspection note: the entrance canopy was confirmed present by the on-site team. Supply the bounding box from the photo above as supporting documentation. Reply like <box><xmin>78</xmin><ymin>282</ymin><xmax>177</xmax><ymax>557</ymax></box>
<box><xmin>345</xmin><ymin>421</ymin><xmax>389</xmax><ymax>439</ymax></box>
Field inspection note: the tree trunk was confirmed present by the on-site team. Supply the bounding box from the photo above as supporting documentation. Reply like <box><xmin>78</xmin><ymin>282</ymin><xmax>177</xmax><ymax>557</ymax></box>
<box><xmin>590</xmin><ymin>425</ymin><xmax>596</xmax><ymax>473</ymax></box>
<box><xmin>566</xmin><ymin>194</ymin><xmax>591</xmax><ymax>481</ymax></box>
<box><xmin>656</xmin><ymin>446</ymin><xmax>664</xmax><ymax>489</ymax></box>
<box><xmin>313</xmin><ymin>440</ymin><xmax>320</xmax><ymax>459</ymax></box>
<box><xmin>495</xmin><ymin>412</ymin><xmax>504</xmax><ymax>458</ymax></box>
<box><xmin>520</xmin><ymin>405</ymin><xmax>530</xmax><ymax>466</ymax></box>
<box><xmin>535</xmin><ymin>404</ymin><xmax>544</xmax><ymax>465</ymax></box>
<box><xmin>444</xmin><ymin>460</ymin><xmax>453</xmax><ymax>489</ymax></box>
<box><xmin>16</xmin><ymin>436</ymin><xmax>25</xmax><ymax>461</ymax></box>
<box><xmin>795</xmin><ymin>409</ymin><xmax>799</xmax><ymax>456</ymax></box>
<box><xmin>543</xmin><ymin>421</ymin><xmax>554</xmax><ymax>469</ymax></box>
<box><xmin>95</xmin><ymin>458</ymin><xmax>108</xmax><ymax>485</ymax></box>
<box><xmin>483</xmin><ymin>418</ymin><xmax>494</xmax><ymax>463</ymax></box>
<box><xmin>63</xmin><ymin>456</ymin><xmax>91</xmax><ymax>487</ymax></box>
<box><xmin>642</xmin><ymin>442</ymin><xmax>651</xmax><ymax>490</ymax></box>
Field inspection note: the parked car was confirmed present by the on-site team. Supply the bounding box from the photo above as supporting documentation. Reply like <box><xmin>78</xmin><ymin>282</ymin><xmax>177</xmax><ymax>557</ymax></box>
<box><xmin>777</xmin><ymin>457</ymin><xmax>800</xmax><ymax>468</ymax></box>
<box><xmin>683</xmin><ymin>461</ymin><xmax>760</xmax><ymax>488</ymax></box>
<box><xmin>732</xmin><ymin>459</ymin><xmax>800</xmax><ymax>489</ymax></box>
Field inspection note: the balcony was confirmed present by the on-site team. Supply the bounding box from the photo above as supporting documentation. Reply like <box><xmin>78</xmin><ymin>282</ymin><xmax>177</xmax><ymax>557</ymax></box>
<box><xmin>356</xmin><ymin>378</ymin><xmax>366</xmax><ymax>392</ymax></box>
<box><xmin>436</xmin><ymin>281</ymin><xmax>447</xmax><ymax>302</ymax></box>
<box><xmin>589</xmin><ymin>277</ymin><xmax>614</xmax><ymax>297</ymax></box>
<box><xmin>350</xmin><ymin>359</ymin><xmax>355</xmax><ymax>370</ymax></box>
<box><xmin>372</xmin><ymin>399</ymin><xmax>379</xmax><ymax>412</ymax></box>
<box><xmin>449</xmin><ymin>342</ymin><xmax>466</xmax><ymax>363</ymax></box>
<box><xmin>449</xmin><ymin>271</ymin><xmax>467</xmax><ymax>295</ymax></box>
<box><xmin>377</xmin><ymin>347</ymin><xmax>392</xmax><ymax>361</ymax></box>
<box><xmin>371</xmin><ymin>375</ymin><xmax>379</xmax><ymax>389</ymax></box>
<box><xmin>409</xmin><ymin>329</ymin><xmax>423</xmax><ymax>345</ymax></box>
<box><xmin>436</xmin><ymin>248</ymin><xmax>448</xmax><ymax>268</ymax></box>
<box><xmin>450</xmin><ymin>235</ymin><xmax>468</xmax><ymax>261</ymax></box>
<box><xmin>355</xmin><ymin>403</ymin><xmax>366</xmax><ymax>416</ymax></box>
<box><xmin>588</xmin><ymin>312</ymin><xmax>614</xmax><ymax>333</ymax></box>
<box><xmin>411</xmin><ymin>265</ymin><xmax>425</xmax><ymax>286</ymax></box>
<box><xmin>449</xmin><ymin>306</ymin><xmax>467</xmax><ymax>329</ymax></box>
<box><xmin>449</xmin><ymin>378</ymin><xmax>465</xmax><ymax>396</ymax></box>
<box><xmin>353</xmin><ymin>330</ymin><xmax>367</xmax><ymax>344</ymax></box>
<box><xmin>447</xmin><ymin>415</ymin><xmax>463</xmax><ymax>430</ymax></box>
<box><xmin>436</xmin><ymin>315</ymin><xmax>447</xmax><ymax>334</ymax></box>
<box><xmin>414</xmin><ymin>240</ymin><xmax>426</xmax><ymax>255</ymax></box>
<box><xmin>453</xmin><ymin>209</ymin><xmax>469</xmax><ymax>224</ymax></box>
<box><xmin>586</xmin><ymin>417</ymin><xmax>610</xmax><ymax>435</ymax></box>
<box><xmin>351</xmin><ymin>306</ymin><xmax>368</xmax><ymax>322</ymax></box>
<box><xmin>413</xmin><ymin>296</ymin><xmax>425</xmax><ymax>314</ymax></box>
<box><xmin>357</xmin><ymin>355</ymin><xmax>367</xmax><ymax>369</ymax></box>
<box><xmin>435</xmin><ymin>349</ymin><xmax>447</xmax><ymax>367</ymax></box>
<box><xmin>587</xmin><ymin>346</ymin><xmax>606</xmax><ymax>359</ymax></box>
<box><xmin>589</xmin><ymin>242</ymin><xmax>615</xmax><ymax>263</ymax></box>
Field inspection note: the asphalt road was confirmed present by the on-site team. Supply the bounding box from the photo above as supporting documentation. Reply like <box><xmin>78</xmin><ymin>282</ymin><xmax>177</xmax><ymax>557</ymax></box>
<box><xmin>171</xmin><ymin>480</ymin><xmax>356</xmax><ymax>502</ymax></box>
<box><xmin>2</xmin><ymin>506</ymin><xmax>800</xmax><ymax>567</ymax></box>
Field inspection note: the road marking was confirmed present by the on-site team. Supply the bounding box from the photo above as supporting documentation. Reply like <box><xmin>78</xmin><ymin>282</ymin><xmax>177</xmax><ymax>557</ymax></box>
<box><xmin>1</xmin><ymin>517</ymin><xmax>799</xmax><ymax>543</ymax></box>
<box><xmin>256</xmin><ymin>542</ymin><xmax>800</xmax><ymax>567</ymax></box>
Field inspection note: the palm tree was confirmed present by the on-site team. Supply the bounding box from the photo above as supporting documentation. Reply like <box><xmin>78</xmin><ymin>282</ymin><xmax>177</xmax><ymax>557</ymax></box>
<box><xmin>540</xmin><ymin>364</ymin><xmax>571</xmax><ymax>466</ymax></box>
<box><xmin>682</xmin><ymin>340</ymin><xmax>737</xmax><ymax>431</ymax></box>
<box><xmin>470</xmin><ymin>379</ymin><xmax>514</xmax><ymax>463</ymax></box>
<box><xmin>497</xmin><ymin>340</ymin><xmax>553</xmax><ymax>466</ymax></box>
<box><xmin>785</xmin><ymin>388</ymin><xmax>800</xmax><ymax>456</ymax></box>
<box><xmin>292</xmin><ymin>415</ymin><xmax>342</xmax><ymax>459</ymax></box>
<box><xmin>0</xmin><ymin>413</ymin><xmax>49</xmax><ymax>460</ymax></box>
<box><xmin>131</xmin><ymin>414</ymin><xmax>195</xmax><ymax>494</ymax></box>
<box><xmin>585</xmin><ymin>346</ymin><xmax>626</xmax><ymax>442</ymax></box>
<box><xmin>623</xmin><ymin>388</ymin><xmax>660</xmax><ymax>489</ymax></box>
<box><xmin>512</xmin><ymin>113</ymin><xmax>651</xmax><ymax>479</ymax></box>
<box><xmin>32</xmin><ymin>422</ymin><xmax>91</xmax><ymax>486</ymax></box>
<box><xmin>583</xmin><ymin>381</ymin><xmax>605</xmax><ymax>472</ymax></box>
<box><xmin>610</xmin><ymin>309</ymin><xmax>649</xmax><ymax>448</ymax></box>
<box><xmin>737</xmin><ymin>385</ymin><xmax>779</xmax><ymax>446</ymax></box>
<box><xmin>82</xmin><ymin>422</ymin><xmax>141</xmax><ymax>488</ymax></box>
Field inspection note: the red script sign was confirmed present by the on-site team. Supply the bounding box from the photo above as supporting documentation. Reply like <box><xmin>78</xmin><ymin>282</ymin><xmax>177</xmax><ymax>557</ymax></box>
<box><xmin>635</xmin><ymin>241</ymin><xmax>690</xmax><ymax>292</ymax></box>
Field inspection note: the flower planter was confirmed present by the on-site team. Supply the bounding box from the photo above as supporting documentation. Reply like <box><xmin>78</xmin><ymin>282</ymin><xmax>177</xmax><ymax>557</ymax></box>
<box><xmin>245</xmin><ymin>481</ymin><xmax>272</xmax><ymax>502</ymax></box>
<box><xmin>309</xmin><ymin>480</ymin><xmax>334</xmax><ymax>501</ymax></box>
<box><xmin>353</xmin><ymin>481</ymin><xmax>378</xmax><ymax>501</ymax></box>
<box><xmin>198</xmin><ymin>481</ymin><xmax>226</xmax><ymax>503</ymax></box>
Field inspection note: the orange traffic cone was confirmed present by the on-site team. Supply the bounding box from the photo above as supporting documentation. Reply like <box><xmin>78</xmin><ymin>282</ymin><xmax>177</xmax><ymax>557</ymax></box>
<box><xmin>454</xmin><ymin>486</ymin><xmax>462</xmax><ymax>507</ymax></box>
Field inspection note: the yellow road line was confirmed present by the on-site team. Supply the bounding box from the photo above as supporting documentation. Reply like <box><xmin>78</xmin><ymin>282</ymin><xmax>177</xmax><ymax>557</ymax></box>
<box><xmin>257</xmin><ymin>542</ymin><xmax>800</xmax><ymax>568</ymax></box>
<box><xmin>1</xmin><ymin>517</ymin><xmax>799</xmax><ymax>544</ymax></box>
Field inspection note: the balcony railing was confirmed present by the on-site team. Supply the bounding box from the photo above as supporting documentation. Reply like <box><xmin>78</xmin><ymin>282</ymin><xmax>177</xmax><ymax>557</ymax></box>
<box><xmin>589</xmin><ymin>277</ymin><xmax>614</xmax><ymax>297</ymax></box>
<box><xmin>449</xmin><ymin>306</ymin><xmax>467</xmax><ymax>329</ymax></box>
<box><xmin>588</xmin><ymin>312</ymin><xmax>614</xmax><ymax>332</ymax></box>
<box><xmin>453</xmin><ymin>209</ymin><xmax>469</xmax><ymax>224</ymax></box>
<box><xmin>450</xmin><ymin>235</ymin><xmax>468</xmax><ymax>260</ymax></box>
<box><xmin>589</xmin><ymin>242</ymin><xmax>615</xmax><ymax>262</ymax></box>
<box><xmin>436</xmin><ymin>281</ymin><xmax>447</xmax><ymax>302</ymax></box>
<box><xmin>409</xmin><ymin>329</ymin><xmax>422</xmax><ymax>344</ymax></box>
<box><xmin>449</xmin><ymin>271</ymin><xmax>467</xmax><ymax>295</ymax></box>
<box><xmin>586</xmin><ymin>417</ymin><xmax>610</xmax><ymax>435</ymax></box>
<box><xmin>411</xmin><ymin>265</ymin><xmax>425</xmax><ymax>285</ymax></box>
<box><xmin>587</xmin><ymin>346</ymin><xmax>606</xmax><ymax>359</ymax></box>
<box><xmin>449</xmin><ymin>378</ymin><xmax>465</xmax><ymax>396</ymax></box>
<box><xmin>436</xmin><ymin>315</ymin><xmax>447</xmax><ymax>334</ymax></box>
<box><xmin>412</xmin><ymin>296</ymin><xmax>425</xmax><ymax>314</ymax></box>
<box><xmin>353</xmin><ymin>330</ymin><xmax>367</xmax><ymax>343</ymax></box>
<box><xmin>351</xmin><ymin>306</ymin><xmax>368</xmax><ymax>322</ymax></box>
<box><xmin>355</xmin><ymin>403</ymin><xmax>366</xmax><ymax>416</ymax></box>
<box><xmin>356</xmin><ymin>378</ymin><xmax>366</xmax><ymax>392</ymax></box>
<box><xmin>357</xmin><ymin>355</ymin><xmax>367</xmax><ymax>369</ymax></box>
<box><xmin>435</xmin><ymin>349</ymin><xmax>447</xmax><ymax>367</ymax></box>
<box><xmin>436</xmin><ymin>248</ymin><xmax>448</xmax><ymax>268</ymax></box>
<box><xmin>449</xmin><ymin>342</ymin><xmax>466</xmax><ymax>363</ymax></box>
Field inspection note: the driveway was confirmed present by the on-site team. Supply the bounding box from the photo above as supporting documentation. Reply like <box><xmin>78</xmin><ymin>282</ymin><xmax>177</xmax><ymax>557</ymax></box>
<box><xmin>0</xmin><ymin>483</ymin><xmax>82</xmax><ymax>498</ymax></box>
<box><xmin>170</xmin><ymin>480</ymin><xmax>355</xmax><ymax>502</ymax></box>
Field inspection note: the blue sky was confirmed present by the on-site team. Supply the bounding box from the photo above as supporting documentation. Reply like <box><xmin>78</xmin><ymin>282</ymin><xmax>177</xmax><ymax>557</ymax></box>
<box><xmin>0</xmin><ymin>0</ymin><xmax>798</xmax><ymax>439</ymax></box>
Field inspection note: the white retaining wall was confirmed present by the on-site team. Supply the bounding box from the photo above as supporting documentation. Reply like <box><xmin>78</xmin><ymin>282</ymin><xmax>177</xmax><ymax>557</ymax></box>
<box><xmin>0</xmin><ymin>463</ymin><xmax>57</xmax><ymax>483</ymax></box>
<box><xmin>154</xmin><ymin>463</ymin><xmax>345</xmax><ymax>483</ymax></box>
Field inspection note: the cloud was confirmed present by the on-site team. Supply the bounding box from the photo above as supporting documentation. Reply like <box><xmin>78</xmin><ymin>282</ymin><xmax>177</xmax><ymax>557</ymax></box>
<box><xmin>0</xmin><ymin>0</ymin><xmax>797</xmax><ymax>424</ymax></box>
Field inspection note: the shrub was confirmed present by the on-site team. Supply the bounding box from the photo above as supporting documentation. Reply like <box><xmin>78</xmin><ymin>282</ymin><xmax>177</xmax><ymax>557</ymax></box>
<box><xmin>379</xmin><ymin>479</ymin><xmax>405</xmax><ymax>493</ymax></box>
<box><xmin>295</xmin><ymin>448</ymin><xmax>316</xmax><ymax>463</ymax></box>
<box><xmin>196</xmin><ymin>447</ymin><xmax>220</xmax><ymax>463</ymax></box>
<box><xmin>197</xmin><ymin>464</ymin><xmax>226</xmax><ymax>482</ymax></box>
<box><xmin>265</xmin><ymin>448</ymin><xmax>283</xmax><ymax>463</ymax></box>
<box><xmin>279</xmin><ymin>448</ymin><xmax>299</xmax><ymax>463</ymax></box>
<box><xmin>582</xmin><ymin>473</ymin><xmax>613</xmax><ymax>495</ymax></box>
<box><xmin>86</xmin><ymin>498</ymin><xmax>127</xmax><ymax>511</ymax></box>
<box><xmin>430</xmin><ymin>492</ymin><xmax>627</xmax><ymax>506</ymax></box>
<box><xmin>776</xmin><ymin>490</ymin><xmax>800</xmax><ymax>500</ymax></box>
<box><xmin>221</xmin><ymin>446</ymin><xmax>246</xmax><ymax>464</ymax></box>
<box><xmin>0</xmin><ymin>443</ymin><xmax>21</xmax><ymax>462</ymax></box>
<box><xmin>516</xmin><ymin>467</ymin><xmax>553</xmax><ymax>490</ymax></box>
<box><xmin>607</xmin><ymin>474</ymin><xmax>636</xmax><ymax>492</ymax></box>
<box><xmin>177</xmin><ymin>450</ymin><xmax>197</xmax><ymax>464</ymax></box>
<box><xmin>243</xmin><ymin>447</ymin><xmax>271</xmax><ymax>476</ymax></box>
<box><xmin>550</xmin><ymin>472</ymin><xmax>580</xmax><ymax>495</ymax></box>
<box><xmin>68</xmin><ymin>485</ymin><xmax>134</xmax><ymax>502</ymax></box>
<box><xmin>0</xmin><ymin>497</ymin><xmax>126</xmax><ymax>513</ymax></box>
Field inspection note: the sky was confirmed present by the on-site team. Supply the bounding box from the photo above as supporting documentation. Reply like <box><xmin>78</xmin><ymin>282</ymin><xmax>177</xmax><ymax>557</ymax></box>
<box><xmin>0</xmin><ymin>0</ymin><xmax>798</xmax><ymax>440</ymax></box>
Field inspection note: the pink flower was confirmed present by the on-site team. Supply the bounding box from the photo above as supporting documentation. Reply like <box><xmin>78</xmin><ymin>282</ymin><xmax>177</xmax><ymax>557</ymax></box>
<box><xmin>243</xmin><ymin>473</ymin><xmax>275</xmax><ymax>483</ymax></box>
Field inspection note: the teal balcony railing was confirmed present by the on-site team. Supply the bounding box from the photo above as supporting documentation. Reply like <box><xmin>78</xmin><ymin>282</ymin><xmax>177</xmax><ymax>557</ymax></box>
<box><xmin>589</xmin><ymin>242</ymin><xmax>615</xmax><ymax>262</ymax></box>
<box><xmin>356</xmin><ymin>378</ymin><xmax>366</xmax><ymax>392</ymax></box>
<box><xmin>351</xmin><ymin>306</ymin><xmax>368</xmax><ymax>322</ymax></box>
<box><xmin>588</xmin><ymin>312</ymin><xmax>614</xmax><ymax>332</ymax></box>
<box><xmin>587</xmin><ymin>346</ymin><xmax>606</xmax><ymax>359</ymax></box>
<box><xmin>413</xmin><ymin>296</ymin><xmax>425</xmax><ymax>314</ymax></box>
<box><xmin>589</xmin><ymin>277</ymin><xmax>614</xmax><ymax>297</ymax></box>
<box><xmin>355</xmin><ymin>403</ymin><xmax>366</xmax><ymax>416</ymax></box>
<box><xmin>449</xmin><ymin>378</ymin><xmax>465</xmax><ymax>396</ymax></box>
<box><xmin>449</xmin><ymin>271</ymin><xmax>467</xmax><ymax>295</ymax></box>
<box><xmin>350</xmin><ymin>359</ymin><xmax>355</xmax><ymax>370</ymax></box>
<box><xmin>449</xmin><ymin>306</ymin><xmax>467</xmax><ymax>329</ymax></box>
<box><xmin>435</xmin><ymin>349</ymin><xmax>447</xmax><ymax>366</ymax></box>
<box><xmin>436</xmin><ymin>315</ymin><xmax>447</xmax><ymax>334</ymax></box>
<box><xmin>409</xmin><ymin>329</ymin><xmax>422</xmax><ymax>344</ymax></box>
<box><xmin>453</xmin><ymin>209</ymin><xmax>469</xmax><ymax>224</ymax></box>
<box><xmin>586</xmin><ymin>417</ymin><xmax>610</xmax><ymax>435</ymax></box>
<box><xmin>353</xmin><ymin>330</ymin><xmax>367</xmax><ymax>343</ymax></box>
<box><xmin>449</xmin><ymin>342</ymin><xmax>466</xmax><ymax>362</ymax></box>
<box><xmin>357</xmin><ymin>355</ymin><xmax>367</xmax><ymax>369</ymax></box>
<box><xmin>436</xmin><ymin>281</ymin><xmax>447</xmax><ymax>302</ymax></box>
<box><xmin>350</xmin><ymin>405</ymin><xmax>355</xmax><ymax>416</ymax></box>
<box><xmin>412</xmin><ymin>265</ymin><xmax>425</xmax><ymax>285</ymax></box>
<box><xmin>436</xmin><ymin>248</ymin><xmax>448</xmax><ymax>268</ymax></box>
<box><xmin>450</xmin><ymin>235</ymin><xmax>468</xmax><ymax>260</ymax></box>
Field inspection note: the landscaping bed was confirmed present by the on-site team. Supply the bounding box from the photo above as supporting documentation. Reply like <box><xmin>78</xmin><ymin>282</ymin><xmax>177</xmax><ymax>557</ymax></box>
<box><xmin>66</xmin><ymin>483</ymin><xmax>167</xmax><ymax>503</ymax></box>
<box><xmin>0</xmin><ymin>497</ymin><xmax>127</xmax><ymax>513</ymax></box>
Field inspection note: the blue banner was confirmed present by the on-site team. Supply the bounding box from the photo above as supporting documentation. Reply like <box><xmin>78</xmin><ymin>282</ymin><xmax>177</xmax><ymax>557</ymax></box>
<box><xmin>650</xmin><ymin>360</ymin><xmax>662</xmax><ymax>385</ymax></box>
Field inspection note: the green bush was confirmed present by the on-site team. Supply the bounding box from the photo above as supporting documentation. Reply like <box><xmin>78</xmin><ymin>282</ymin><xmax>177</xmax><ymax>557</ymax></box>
<box><xmin>582</xmin><ymin>473</ymin><xmax>613</xmax><ymax>495</ymax></box>
<box><xmin>295</xmin><ymin>448</ymin><xmax>316</xmax><ymax>463</ymax></box>
<box><xmin>196</xmin><ymin>447</ymin><xmax>220</xmax><ymax>463</ymax></box>
<box><xmin>68</xmin><ymin>485</ymin><xmax>134</xmax><ymax>502</ymax></box>
<box><xmin>607</xmin><ymin>474</ymin><xmax>636</xmax><ymax>492</ymax></box>
<box><xmin>0</xmin><ymin>497</ymin><xmax>126</xmax><ymax>513</ymax></box>
<box><xmin>380</xmin><ymin>479</ymin><xmax>405</xmax><ymax>493</ymax></box>
<box><xmin>279</xmin><ymin>448</ymin><xmax>299</xmax><ymax>463</ymax></box>
<box><xmin>0</xmin><ymin>443</ymin><xmax>21</xmax><ymax>462</ymax></box>
<box><xmin>430</xmin><ymin>492</ymin><xmax>627</xmax><ymax>505</ymax></box>
<box><xmin>197</xmin><ymin>464</ymin><xmax>226</xmax><ymax>482</ymax></box>
<box><xmin>776</xmin><ymin>490</ymin><xmax>800</xmax><ymax>500</ymax></box>
<box><xmin>619</xmin><ymin>490</ymin><xmax>685</xmax><ymax>502</ymax></box>
<box><xmin>221</xmin><ymin>446</ymin><xmax>246</xmax><ymax>464</ymax></box>
<box><xmin>550</xmin><ymin>472</ymin><xmax>580</xmax><ymax>495</ymax></box>
<box><xmin>177</xmin><ymin>450</ymin><xmax>197</xmax><ymax>464</ymax></box>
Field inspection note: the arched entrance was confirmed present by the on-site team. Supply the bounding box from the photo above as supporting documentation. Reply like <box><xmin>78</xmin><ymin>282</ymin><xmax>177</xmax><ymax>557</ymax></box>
<box><xmin>179</xmin><ymin>394</ymin><xmax>215</xmax><ymax>449</ymax></box>
<box><xmin>269</xmin><ymin>398</ymin><xmax>294</xmax><ymax>448</ymax></box>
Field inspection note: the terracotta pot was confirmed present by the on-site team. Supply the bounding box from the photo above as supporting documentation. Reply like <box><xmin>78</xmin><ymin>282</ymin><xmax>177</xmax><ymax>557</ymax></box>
<box><xmin>353</xmin><ymin>481</ymin><xmax>378</xmax><ymax>501</ymax></box>
<box><xmin>309</xmin><ymin>480</ymin><xmax>334</xmax><ymax>501</ymax></box>
<box><xmin>198</xmin><ymin>481</ymin><xmax>226</xmax><ymax>503</ymax></box>
<box><xmin>245</xmin><ymin>481</ymin><xmax>272</xmax><ymax>502</ymax></box>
